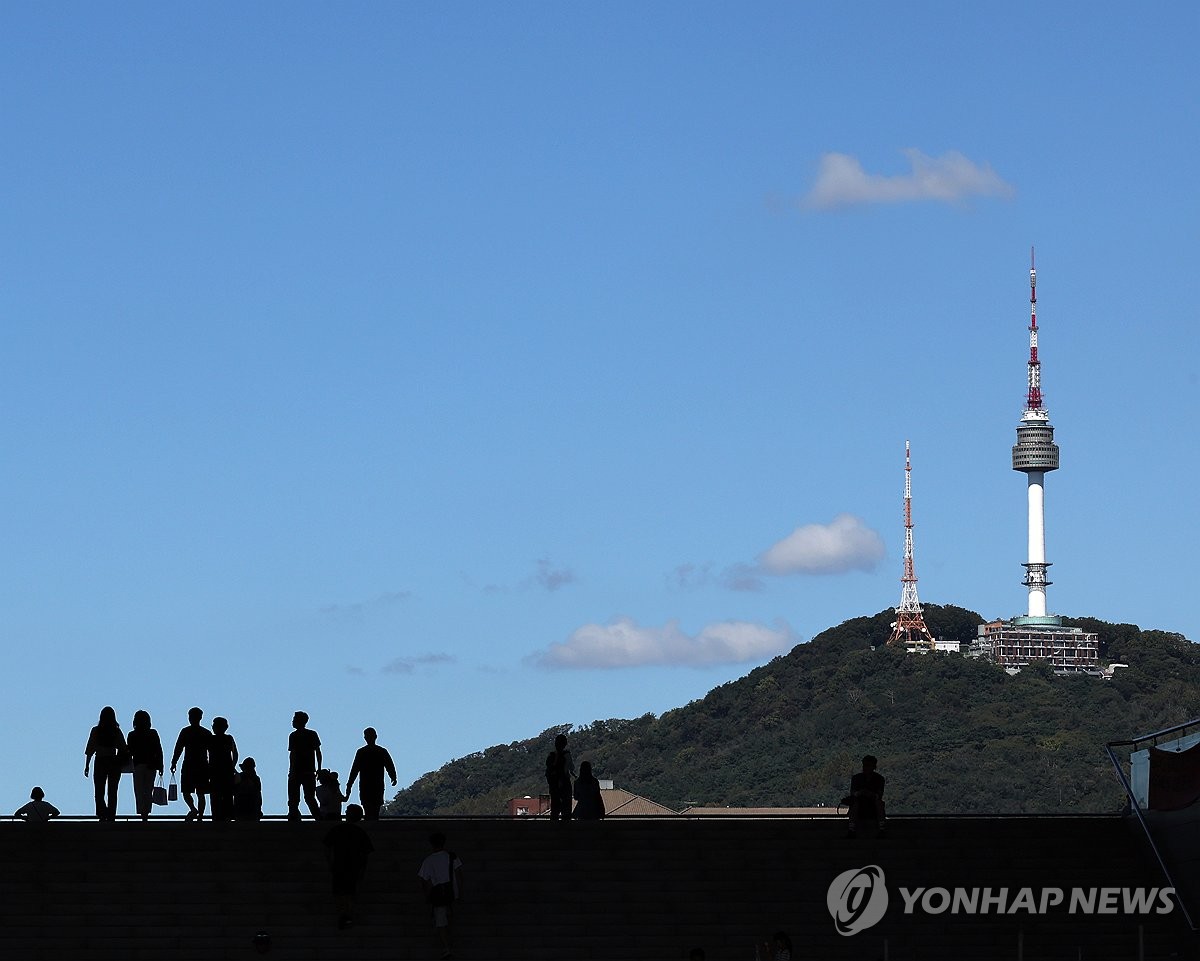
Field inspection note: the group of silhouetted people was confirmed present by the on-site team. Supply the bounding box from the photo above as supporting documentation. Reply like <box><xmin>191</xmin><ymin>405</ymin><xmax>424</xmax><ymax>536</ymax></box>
<box><xmin>76</xmin><ymin>706</ymin><xmax>396</xmax><ymax>821</ymax></box>
<box><xmin>545</xmin><ymin>733</ymin><xmax>605</xmax><ymax>820</ymax></box>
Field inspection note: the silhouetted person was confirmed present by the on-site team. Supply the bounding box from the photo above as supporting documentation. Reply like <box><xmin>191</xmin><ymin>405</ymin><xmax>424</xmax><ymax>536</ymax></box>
<box><xmin>846</xmin><ymin>754</ymin><xmax>886</xmax><ymax>838</ymax></box>
<box><xmin>234</xmin><ymin>757</ymin><xmax>263</xmax><ymax>821</ymax></box>
<box><xmin>316</xmin><ymin>769</ymin><xmax>343</xmax><ymax>820</ymax></box>
<box><xmin>15</xmin><ymin>786</ymin><xmax>60</xmax><ymax>821</ymax></box>
<box><xmin>324</xmin><ymin>803</ymin><xmax>374</xmax><ymax>929</ymax></box>
<box><xmin>127</xmin><ymin>710</ymin><xmax>164</xmax><ymax>821</ymax></box>
<box><xmin>344</xmin><ymin>727</ymin><xmax>397</xmax><ymax>820</ymax></box>
<box><xmin>287</xmin><ymin>710</ymin><xmax>322</xmax><ymax>820</ymax></box>
<box><xmin>209</xmin><ymin>716</ymin><xmax>239</xmax><ymax>822</ymax></box>
<box><xmin>756</xmin><ymin>931</ymin><xmax>793</xmax><ymax>961</ymax></box>
<box><xmin>573</xmin><ymin>760</ymin><xmax>605</xmax><ymax>820</ymax></box>
<box><xmin>171</xmin><ymin>707</ymin><xmax>212</xmax><ymax>821</ymax></box>
<box><xmin>84</xmin><ymin>706</ymin><xmax>127</xmax><ymax>820</ymax></box>
<box><xmin>548</xmin><ymin>733</ymin><xmax>576</xmax><ymax>821</ymax></box>
<box><xmin>417</xmin><ymin>831</ymin><xmax>462</xmax><ymax>959</ymax></box>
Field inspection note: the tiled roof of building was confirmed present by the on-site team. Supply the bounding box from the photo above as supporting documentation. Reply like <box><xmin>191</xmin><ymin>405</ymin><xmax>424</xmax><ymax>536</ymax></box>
<box><xmin>600</xmin><ymin>788</ymin><xmax>678</xmax><ymax>816</ymax></box>
<box><xmin>678</xmin><ymin>806</ymin><xmax>842</xmax><ymax>817</ymax></box>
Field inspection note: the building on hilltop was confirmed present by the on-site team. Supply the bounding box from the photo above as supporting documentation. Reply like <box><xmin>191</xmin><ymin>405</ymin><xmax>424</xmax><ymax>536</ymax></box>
<box><xmin>972</xmin><ymin>618</ymin><xmax>1099</xmax><ymax>673</ymax></box>
<box><xmin>969</xmin><ymin>251</ymin><xmax>1099</xmax><ymax>674</ymax></box>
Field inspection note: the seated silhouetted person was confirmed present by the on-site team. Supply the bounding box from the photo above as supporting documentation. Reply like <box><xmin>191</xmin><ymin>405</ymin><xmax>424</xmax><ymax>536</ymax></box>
<box><xmin>846</xmin><ymin>754</ymin><xmax>886</xmax><ymax>837</ymax></box>
<box><xmin>234</xmin><ymin>758</ymin><xmax>263</xmax><ymax>821</ymax></box>
<box><xmin>15</xmin><ymin>786</ymin><xmax>60</xmax><ymax>821</ymax></box>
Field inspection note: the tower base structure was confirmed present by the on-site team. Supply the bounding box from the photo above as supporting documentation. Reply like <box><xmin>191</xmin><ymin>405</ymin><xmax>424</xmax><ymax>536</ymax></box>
<box><xmin>969</xmin><ymin>615</ymin><xmax>1098</xmax><ymax>674</ymax></box>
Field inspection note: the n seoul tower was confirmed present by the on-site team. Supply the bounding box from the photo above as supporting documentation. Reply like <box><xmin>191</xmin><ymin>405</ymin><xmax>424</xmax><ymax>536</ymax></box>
<box><xmin>1011</xmin><ymin>248</ymin><xmax>1060</xmax><ymax>618</ymax></box>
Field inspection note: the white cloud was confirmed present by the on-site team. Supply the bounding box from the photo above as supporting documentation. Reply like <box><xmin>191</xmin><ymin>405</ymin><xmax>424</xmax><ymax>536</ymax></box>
<box><xmin>758</xmin><ymin>513</ymin><xmax>885</xmax><ymax>575</ymax></box>
<box><xmin>805</xmin><ymin>149</ymin><xmax>1015</xmax><ymax>209</ymax></box>
<box><xmin>531</xmin><ymin>616</ymin><xmax>793</xmax><ymax>669</ymax></box>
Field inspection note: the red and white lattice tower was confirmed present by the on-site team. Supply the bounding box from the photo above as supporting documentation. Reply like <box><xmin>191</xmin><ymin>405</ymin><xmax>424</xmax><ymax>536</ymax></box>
<box><xmin>887</xmin><ymin>440</ymin><xmax>936</xmax><ymax>651</ymax></box>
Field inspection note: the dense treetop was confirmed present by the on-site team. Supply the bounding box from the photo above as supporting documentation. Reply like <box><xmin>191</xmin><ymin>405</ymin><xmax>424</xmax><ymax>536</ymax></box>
<box><xmin>385</xmin><ymin>605</ymin><xmax>1198</xmax><ymax>816</ymax></box>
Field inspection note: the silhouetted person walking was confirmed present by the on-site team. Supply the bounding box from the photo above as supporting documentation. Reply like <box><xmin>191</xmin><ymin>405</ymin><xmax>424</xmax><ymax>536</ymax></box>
<box><xmin>324</xmin><ymin>803</ymin><xmax>374</xmax><ymax>929</ymax></box>
<box><xmin>127</xmin><ymin>710</ymin><xmax>164</xmax><ymax>821</ymax></box>
<box><xmin>548</xmin><ymin>733</ymin><xmax>575</xmax><ymax>821</ymax></box>
<box><xmin>345</xmin><ymin>727</ymin><xmax>397</xmax><ymax>820</ymax></box>
<box><xmin>84</xmin><ymin>706</ymin><xmax>127</xmax><ymax>820</ymax></box>
<box><xmin>572</xmin><ymin>760</ymin><xmax>605</xmax><ymax>820</ymax></box>
<box><xmin>209</xmin><ymin>716</ymin><xmax>239</xmax><ymax>822</ymax></box>
<box><xmin>234</xmin><ymin>757</ymin><xmax>263</xmax><ymax>821</ymax></box>
<box><xmin>15</xmin><ymin>786</ymin><xmax>60</xmax><ymax>821</ymax></box>
<box><xmin>171</xmin><ymin>707</ymin><xmax>212</xmax><ymax>822</ymax></box>
<box><xmin>287</xmin><ymin>710</ymin><xmax>322</xmax><ymax>820</ymax></box>
<box><xmin>418</xmin><ymin>831</ymin><xmax>462</xmax><ymax>960</ymax></box>
<box><xmin>846</xmin><ymin>754</ymin><xmax>886</xmax><ymax>838</ymax></box>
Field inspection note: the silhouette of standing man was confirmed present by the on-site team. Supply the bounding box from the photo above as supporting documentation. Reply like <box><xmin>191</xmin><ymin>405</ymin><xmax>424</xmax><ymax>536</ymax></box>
<box><xmin>288</xmin><ymin>710</ymin><xmax>322</xmax><ymax>821</ymax></box>
<box><xmin>171</xmin><ymin>707</ymin><xmax>212</xmax><ymax>822</ymax></box>
<box><xmin>344</xmin><ymin>727</ymin><xmax>398</xmax><ymax>820</ymax></box>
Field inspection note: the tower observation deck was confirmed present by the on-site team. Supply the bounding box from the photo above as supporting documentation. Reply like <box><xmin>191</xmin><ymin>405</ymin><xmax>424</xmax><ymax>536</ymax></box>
<box><xmin>1012</xmin><ymin>249</ymin><xmax>1060</xmax><ymax>619</ymax></box>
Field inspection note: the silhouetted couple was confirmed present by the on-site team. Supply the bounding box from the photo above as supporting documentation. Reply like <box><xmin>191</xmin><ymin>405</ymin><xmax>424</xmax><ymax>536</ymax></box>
<box><xmin>170</xmin><ymin>707</ymin><xmax>239</xmax><ymax>821</ymax></box>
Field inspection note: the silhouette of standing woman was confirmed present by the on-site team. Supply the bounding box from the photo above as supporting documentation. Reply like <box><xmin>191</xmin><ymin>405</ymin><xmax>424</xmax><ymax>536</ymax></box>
<box><xmin>549</xmin><ymin>733</ymin><xmax>575</xmax><ymax>821</ymax></box>
<box><xmin>84</xmin><ymin>706</ymin><xmax>128</xmax><ymax>820</ymax></box>
<box><xmin>208</xmin><ymin>717</ymin><xmax>239</xmax><ymax>822</ymax></box>
<box><xmin>127</xmin><ymin>710</ymin><xmax>164</xmax><ymax>821</ymax></box>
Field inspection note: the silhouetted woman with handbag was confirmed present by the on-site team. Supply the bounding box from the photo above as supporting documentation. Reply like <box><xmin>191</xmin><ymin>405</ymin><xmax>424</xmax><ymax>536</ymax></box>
<box><xmin>127</xmin><ymin>710</ymin><xmax>164</xmax><ymax>821</ymax></box>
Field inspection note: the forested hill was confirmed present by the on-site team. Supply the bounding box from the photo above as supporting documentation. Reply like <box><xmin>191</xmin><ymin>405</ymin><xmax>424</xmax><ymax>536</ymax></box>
<box><xmin>384</xmin><ymin>605</ymin><xmax>1199</xmax><ymax>816</ymax></box>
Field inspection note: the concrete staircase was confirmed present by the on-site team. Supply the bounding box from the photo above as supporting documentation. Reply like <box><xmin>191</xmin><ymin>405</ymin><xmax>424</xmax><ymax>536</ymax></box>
<box><xmin>2</xmin><ymin>815</ymin><xmax>1194</xmax><ymax>960</ymax></box>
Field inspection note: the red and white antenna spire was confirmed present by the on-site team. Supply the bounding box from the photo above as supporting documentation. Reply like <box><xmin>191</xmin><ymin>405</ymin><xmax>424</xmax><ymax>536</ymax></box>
<box><xmin>887</xmin><ymin>440</ymin><xmax>935</xmax><ymax>651</ymax></box>
<box><xmin>1026</xmin><ymin>246</ymin><xmax>1043</xmax><ymax>411</ymax></box>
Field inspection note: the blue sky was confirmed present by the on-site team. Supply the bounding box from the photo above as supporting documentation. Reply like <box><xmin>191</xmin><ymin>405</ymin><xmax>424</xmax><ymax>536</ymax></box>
<box><xmin>3</xmin><ymin>3</ymin><xmax>1196</xmax><ymax>816</ymax></box>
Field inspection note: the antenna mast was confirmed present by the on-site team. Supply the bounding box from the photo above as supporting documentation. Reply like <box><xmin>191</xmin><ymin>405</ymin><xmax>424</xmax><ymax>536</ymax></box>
<box><xmin>887</xmin><ymin>440</ymin><xmax>936</xmax><ymax>651</ymax></box>
<box><xmin>1026</xmin><ymin>247</ymin><xmax>1043</xmax><ymax>411</ymax></box>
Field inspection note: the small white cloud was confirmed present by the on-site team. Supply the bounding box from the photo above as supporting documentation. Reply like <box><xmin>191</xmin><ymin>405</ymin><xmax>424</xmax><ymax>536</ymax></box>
<box><xmin>758</xmin><ymin>514</ymin><xmax>885</xmax><ymax>576</ymax></box>
<box><xmin>805</xmin><ymin>149</ymin><xmax>1015</xmax><ymax>209</ymax></box>
<box><xmin>531</xmin><ymin>617</ymin><xmax>793</xmax><ymax>669</ymax></box>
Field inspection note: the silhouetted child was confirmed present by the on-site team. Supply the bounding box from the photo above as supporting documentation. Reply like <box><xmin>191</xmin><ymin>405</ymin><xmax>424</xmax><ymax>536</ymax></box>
<box><xmin>323</xmin><ymin>803</ymin><xmax>374</xmax><ymax>929</ymax></box>
<box><xmin>287</xmin><ymin>710</ymin><xmax>322</xmax><ymax>820</ymax></box>
<box><xmin>418</xmin><ymin>831</ymin><xmax>463</xmax><ymax>960</ymax></box>
<box><xmin>316</xmin><ymin>769</ymin><xmax>344</xmax><ymax>820</ymax></box>
<box><xmin>15</xmin><ymin>786</ymin><xmax>60</xmax><ymax>821</ymax></box>
<box><xmin>234</xmin><ymin>758</ymin><xmax>263</xmax><ymax>821</ymax></box>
